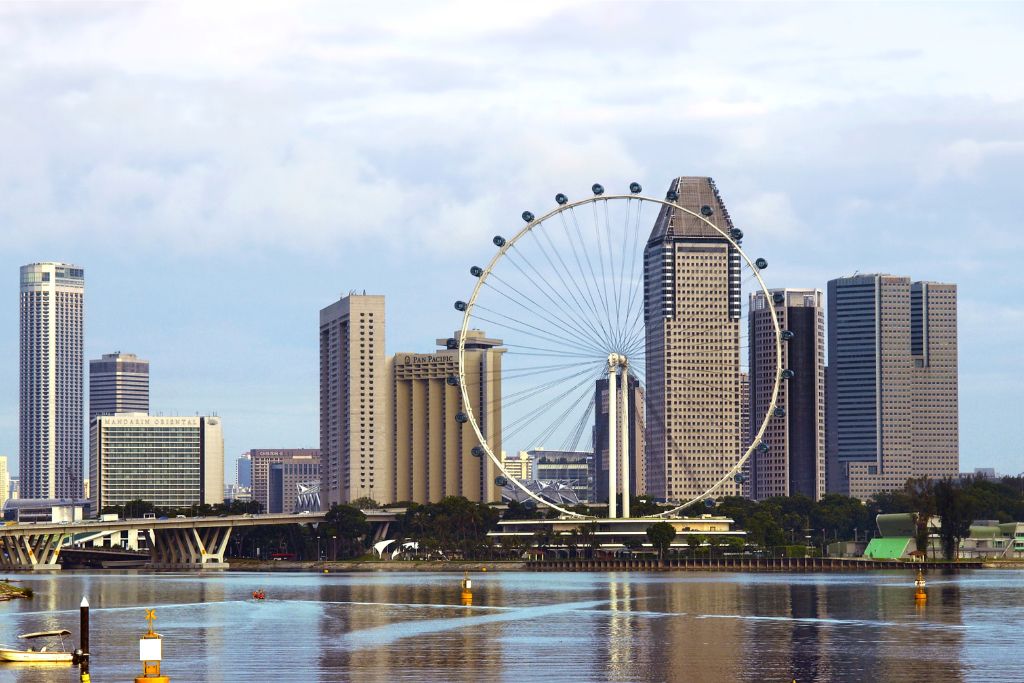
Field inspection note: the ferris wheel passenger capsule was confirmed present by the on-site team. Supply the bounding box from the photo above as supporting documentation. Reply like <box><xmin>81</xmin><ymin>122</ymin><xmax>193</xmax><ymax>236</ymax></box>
<box><xmin>734</xmin><ymin>473</ymin><xmax>748</xmax><ymax>484</ymax></box>
<box><xmin>772</xmin><ymin>292</ymin><xmax>785</xmax><ymax>305</ymax></box>
<box><xmin>782</xmin><ymin>369</ymin><xmax>795</xmax><ymax>379</ymax></box>
<box><xmin>454</xmin><ymin>301</ymin><xmax>467</xmax><ymax>312</ymax></box>
<box><xmin>666</xmin><ymin>189</ymin><xmax>679</xmax><ymax>201</ymax></box>
<box><xmin>446</xmin><ymin>338</ymin><xmax>457</xmax><ymax>349</ymax></box>
<box><xmin>446</xmin><ymin>375</ymin><xmax>459</xmax><ymax>386</ymax></box>
<box><xmin>495</xmin><ymin>476</ymin><xmax>508</xmax><ymax>487</ymax></box>
<box><xmin>704</xmin><ymin>498</ymin><xmax>716</xmax><ymax>509</ymax></box>
<box><xmin>522</xmin><ymin>211</ymin><xmax>535</xmax><ymax>223</ymax></box>
<box><xmin>730</xmin><ymin>228</ymin><xmax>744</xmax><ymax>241</ymax></box>
<box><xmin>756</xmin><ymin>258</ymin><xmax>769</xmax><ymax>270</ymax></box>
<box><xmin>555</xmin><ymin>193</ymin><xmax>568</xmax><ymax>205</ymax></box>
<box><xmin>592</xmin><ymin>183</ymin><xmax>605</xmax><ymax>196</ymax></box>
<box><xmin>773</xmin><ymin>407</ymin><xmax>786</xmax><ymax>418</ymax></box>
<box><xmin>471</xmin><ymin>446</ymin><xmax>485</xmax><ymax>458</ymax></box>
<box><xmin>781</xmin><ymin>329</ymin><xmax>795</xmax><ymax>341</ymax></box>
<box><xmin>629</xmin><ymin>182</ymin><xmax>642</xmax><ymax>194</ymax></box>
<box><xmin>470</xmin><ymin>266</ymin><xmax>484</xmax><ymax>277</ymax></box>
<box><xmin>493</xmin><ymin>235</ymin><xmax>506</xmax><ymax>247</ymax></box>
<box><xmin>700</xmin><ymin>205</ymin><xmax>713</xmax><ymax>216</ymax></box>
<box><xmin>455</xmin><ymin>412</ymin><xmax>469</xmax><ymax>423</ymax></box>
<box><xmin>757</xmin><ymin>441</ymin><xmax>770</xmax><ymax>453</ymax></box>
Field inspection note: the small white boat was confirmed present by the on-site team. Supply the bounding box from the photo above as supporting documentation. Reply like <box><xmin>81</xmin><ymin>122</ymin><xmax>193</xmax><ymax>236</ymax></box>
<box><xmin>0</xmin><ymin>629</ymin><xmax>74</xmax><ymax>663</ymax></box>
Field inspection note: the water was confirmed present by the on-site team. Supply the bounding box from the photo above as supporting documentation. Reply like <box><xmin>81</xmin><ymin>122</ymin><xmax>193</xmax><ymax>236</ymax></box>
<box><xmin>0</xmin><ymin>570</ymin><xmax>1021</xmax><ymax>682</ymax></box>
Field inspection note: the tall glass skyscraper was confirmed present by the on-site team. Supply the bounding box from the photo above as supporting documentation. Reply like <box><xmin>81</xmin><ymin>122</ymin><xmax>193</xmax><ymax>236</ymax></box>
<box><xmin>643</xmin><ymin>177</ymin><xmax>742</xmax><ymax>502</ymax></box>
<box><xmin>748</xmin><ymin>289</ymin><xmax>826</xmax><ymax>500</ymax></box>
<box><xmin>825</xmin><ymin>274</ymin><xmax>958</xmax><ymax>499</ymax></box>
<box><xmin>20</xmin><ymin>262</ymin><xmax>85</xmax><ymax>500</ymax></box>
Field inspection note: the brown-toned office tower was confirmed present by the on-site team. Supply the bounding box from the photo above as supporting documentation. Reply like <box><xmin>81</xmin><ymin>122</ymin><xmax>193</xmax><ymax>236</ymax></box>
<box><xmin>748</xmin><ymin>289</ymin><xmax>826</xmax><ymax>500</ymax></box>
<box><xmin>643</xmin><ymin>177</ymin><xmax>742</xmax><ymax>502</ymax></box>
<box><xmin>826</xmin><ymin>275</ymin><xmax>958</xmax><ymax>499</ymax></box>
<box><xmin>594</xmin><ymin>374</ymin><xmax>646</xmax><ymax>503</ymax></box>
<box><xmin>249</xmin><ymin>449</ymin><xmax>321</xmax><ymax>513</ymax></box>
<box><xmin>320</xmin><ymin>293</ymin><xmax>388</xmax><ymax>507</ymax></box>
<box><xmin>389</xmin><ymin>330</ymin><xmax>503</xmax><ymax>504</ymax></box>
<box><xmin>20</xmin><ymin>262</ymin><xmax>85</xmax><ymax>500</ymax></box>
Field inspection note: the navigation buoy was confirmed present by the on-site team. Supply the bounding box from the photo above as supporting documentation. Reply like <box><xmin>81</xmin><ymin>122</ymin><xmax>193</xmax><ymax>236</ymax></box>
<box><xmin>914</xmin><ymin>570</ymin><xmax>927</xmax><ymax>603</ymax></box>
<box><xmin>252</xmin><ymin>589</ymin><xmax>266</xmax><ymax>601</ymax></box>
<box><xmin>460</xmin><ymin>572</ymin><xmax>473</xmax><ymax>606</ymax></box>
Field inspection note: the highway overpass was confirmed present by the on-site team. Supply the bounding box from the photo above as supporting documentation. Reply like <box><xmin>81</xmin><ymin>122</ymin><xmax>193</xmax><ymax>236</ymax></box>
<box><xmin>0</xmin><ymin>510</ymin><xmax>400</xmax><ymax>571</ymax></box>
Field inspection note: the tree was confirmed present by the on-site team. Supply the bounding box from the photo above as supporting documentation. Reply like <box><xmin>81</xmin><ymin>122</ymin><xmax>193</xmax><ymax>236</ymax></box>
<box><xmin>350</xmin><ymin>497</ymin><xmax>380</xmax><ymax>510</ymax></box>
<box><xmin>325</xmin><ymin>504</ymin><xmax>370</xmax><ymax>559</ymax></box>
<box><xmin>646</xmin><ymin>522</ymin><xmax>676</xmax><ymax>561</ymax></box>
<box><xmin>934</xmin><ymin>479</ymin><xmax>976</xmax><ymax>560</ymax></box>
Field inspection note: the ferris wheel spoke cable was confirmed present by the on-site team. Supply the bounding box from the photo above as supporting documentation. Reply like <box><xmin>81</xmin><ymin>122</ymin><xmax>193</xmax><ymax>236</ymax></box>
<box><xmin>532</xmin><ymin>223</ymin><xmax>618</xmax><ymax>351</ymax></box>
<box><xmin>557</xmin><ymin>211</ymin><xmax>616</xmax><ymax>348</ymax></box>
<box><xmin>596</xmin><ymin>199</ymin><xmax>623</xmax><ymax>349</ymax></box>
<box><xmin>470</xmin><ymin>307</ymin><xmax>606</xmax><ymax>357</ymax></box>
<box><xmin>527</xmin><ymin>380</ymin><xmax>599</xmax><ymax>453</ymax></box>
<box><xmin>562</xmin><ymin>394</ymin><xmax>597</xmax><ymax>452</ymax></box>
<box><xmin>495</xmin><ymin>362</ymin><xmax>604</xmax><ymax>408</ymax></box>
<box><xmin>481</xmin><ymin>276</ymin><xmax>606</xmax><ymax>356</ymax></box>
<box><xmin>566</xmin><ymin>206</ymin><xmax>616</xmax><ymax>343</ymax></box>
<box><xmin>585</xmin><ymin>201</ymin><xmax>615</xmax><ymax>342</ymax></box>
<box><xmin>499</xmin><ymin>246</ymin><xmax>613</xmax><ymax>351</ymax></box>
<box><xmin>503</xmin><ymin>369</ymin><xmax>605</xmax><ymax>441</ymax></box>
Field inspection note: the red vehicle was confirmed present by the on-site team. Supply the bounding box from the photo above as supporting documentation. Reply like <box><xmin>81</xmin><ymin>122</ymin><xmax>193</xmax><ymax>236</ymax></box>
<box><xmin>270</xmin><ymin>552</ymin><xmax>296</xmax><ymax>561</ymax></box>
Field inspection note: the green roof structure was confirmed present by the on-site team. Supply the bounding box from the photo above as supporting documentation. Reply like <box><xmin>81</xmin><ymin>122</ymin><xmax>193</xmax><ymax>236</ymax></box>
<box><xmin>864</xmin><ymin>537</ymin><xmax>913</xmax><ymax>559</ymax></box>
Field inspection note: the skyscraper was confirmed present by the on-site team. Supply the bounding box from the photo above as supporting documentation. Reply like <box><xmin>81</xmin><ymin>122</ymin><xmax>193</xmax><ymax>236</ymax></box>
<box><xmin>749</xmin><ymin>289</ymin><xmax>826</xmax><ymax>500</ymax></box>
<box><xmin>594</xmin><ymin>374</ymin><xmax>645</xmax><ymax>502</ymax></box>
<box><xmin>389</xmin><ymin>330</ymin><xmax>503</xmax><ymax>504</ymax></box>
<box><xmin>0</xmin><ymin>456</ymin><xmax>9</xmax><ymax>510</ymax></box>
<box><xmin>643</xmin><ymin>177</ymin><xmax>742</xmax><ymax>502</ymax></box>
<box><xmin>237</xmin><ymin>452</ymin><xmax>252</xmax><ymax>487</ymax></box>
<box><xmin>89</xmin><ymin>352</ymin><xmax>150</xmax><ymax>421</ymax></box>
<box><xmin>20</xmin><ymin>262</ymin><xmax>85</xmax><ymax>500</ymax></box>
<box><xmin>826</xmin><ymin>274</ymin><xmax>958</xmax><ymax>498</ymax></box>
<box><xmin>319</xmin><ymin>293</ymin><xmax>387</xmax><ymax>507</ymax></box>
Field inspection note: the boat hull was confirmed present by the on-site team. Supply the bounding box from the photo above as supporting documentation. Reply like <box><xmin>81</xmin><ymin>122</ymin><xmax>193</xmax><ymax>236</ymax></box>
<box><xmin>0</xmin><ymin>649</ymin><xmax>73</xmax><ymax>663</ymax></box>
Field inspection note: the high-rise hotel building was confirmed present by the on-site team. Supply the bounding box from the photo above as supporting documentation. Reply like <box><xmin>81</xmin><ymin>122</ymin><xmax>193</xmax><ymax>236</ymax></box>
<box><xmin>826</xmin><ymin>274</ymin><xmax>958</xmax><ymax>499</ymax></box>
<box><xmin>20</xmin><ymin>262</ymin><xmax>85</xmax><ymax>500</ymax></box>
<box><xmin>594</xmin><ymin>374</ymin><xmax>646</xmax><ymax>501</ymax></box>
<box><xmin>389</xmin><ymin>330</ymin><xmax>503</xmax><ymax>504</ymax></box>
<box><xmin>643</xmin><ymin>177</ymin><xmax>742</xmax><ymax>502</ymax></box>
<box><xmin>90</xmin><ymin>413</ymin><xmax>224</xmax><ymax>510</ymax></box>
<box><xmin>748</xmin><ymin>289</ymin><xmax>825</xmax><ymax>500</ymax></box>
<box><xmin>320</xmin><ymin>293</ymin><xmax>387</xmax><ymax>506</ymax></box>
<box><xmin>89</xmin><ymin>352</ymin><xmax>150</xmax><ymax>421</ymax></box>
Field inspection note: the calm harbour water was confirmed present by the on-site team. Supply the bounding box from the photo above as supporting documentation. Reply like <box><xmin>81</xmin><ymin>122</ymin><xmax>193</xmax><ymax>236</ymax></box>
<box><xmin>0</xmin><ymin>569</ymin><xmax>1021</xmax><ymax>682</ymax></box>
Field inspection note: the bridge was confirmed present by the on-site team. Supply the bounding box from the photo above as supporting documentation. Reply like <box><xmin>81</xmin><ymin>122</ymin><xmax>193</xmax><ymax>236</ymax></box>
<box><xmin>0</xmin><ymin>510</ymin><xmax>400</xmax><ymax>571</ymax></box>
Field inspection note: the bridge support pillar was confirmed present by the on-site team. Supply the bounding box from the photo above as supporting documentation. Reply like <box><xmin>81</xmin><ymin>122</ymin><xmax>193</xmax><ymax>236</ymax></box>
<box><xmin>0</xmin><ymin>532</ymin><xmax>68</xmax><ymax>571</ymax></box>
<box><xmin>149</xmin><ymin>527</ymin><xmax>232</xmax><ymax>570</ymax></box>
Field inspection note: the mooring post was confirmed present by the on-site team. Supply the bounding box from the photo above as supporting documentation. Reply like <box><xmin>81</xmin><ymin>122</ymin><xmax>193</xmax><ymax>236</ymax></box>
<box><xmin>80</xmin><ymin>596</ymin><xmax>90</xmax><ymax>681</ymax></box>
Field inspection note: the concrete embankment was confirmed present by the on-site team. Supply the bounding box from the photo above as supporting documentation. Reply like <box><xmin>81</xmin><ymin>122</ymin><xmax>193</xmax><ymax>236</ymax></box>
<box><xmin>530</xmin><ymin>557</ymin><xmax>983</xmax><ymax>571</ymax></box>
<box><xmin>228</xmin><ymin>559</ymin><xmax>526</xmax><ymax>572</ymax></box>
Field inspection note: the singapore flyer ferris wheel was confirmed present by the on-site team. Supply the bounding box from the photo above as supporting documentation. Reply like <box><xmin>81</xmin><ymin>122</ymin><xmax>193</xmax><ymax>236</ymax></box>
<box><xmin>454</xmin><ymin>179</ymin><xmax>785</xmax><ymax>520</ymax></box>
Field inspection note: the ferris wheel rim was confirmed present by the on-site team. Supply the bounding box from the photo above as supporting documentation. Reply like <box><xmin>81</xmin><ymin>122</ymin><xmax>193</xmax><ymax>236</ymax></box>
<box><xmin>456</xmin><ymin>190</ymin><xmax>784</xmax><ymax>520</ymax></box>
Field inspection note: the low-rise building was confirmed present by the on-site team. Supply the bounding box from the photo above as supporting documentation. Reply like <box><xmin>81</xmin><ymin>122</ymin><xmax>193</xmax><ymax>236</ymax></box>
<box><xmin>528</xmin><ymin>449</ymin><xmax>595</xmax><ymax>502</ymax></box>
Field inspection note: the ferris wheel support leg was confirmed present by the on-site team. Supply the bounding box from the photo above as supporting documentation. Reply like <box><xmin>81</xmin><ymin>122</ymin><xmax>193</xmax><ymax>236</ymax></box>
<box><xmin>621</xmin><ymin>370</ymin><xmax>630</xmax><ymax>519</ymax></box>
<box><xmin>608</xmin><ymin>361</ymin><xmax>617</xmax><ymax>520</ymax></box>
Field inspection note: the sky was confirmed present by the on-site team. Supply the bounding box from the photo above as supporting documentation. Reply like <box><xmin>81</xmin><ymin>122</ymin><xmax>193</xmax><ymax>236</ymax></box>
<box><xmin>1</xmin><ymin>2</ymin><xmax>1021</xmax><ymax>480</ymax></box>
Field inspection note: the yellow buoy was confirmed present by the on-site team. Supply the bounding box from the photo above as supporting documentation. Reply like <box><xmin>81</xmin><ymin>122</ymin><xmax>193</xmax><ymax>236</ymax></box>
<box><xmin>914</xmin><ymin>569</ymin><xmax>927</xmax><ymax>603</ymax></box>
<box><xmin>460</xmin><ymin>571</ymin><xmax>473</xmax><ymax>605</ymax></box>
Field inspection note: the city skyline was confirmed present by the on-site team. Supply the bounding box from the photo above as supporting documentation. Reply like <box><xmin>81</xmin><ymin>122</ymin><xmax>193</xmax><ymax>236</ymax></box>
<box><xmin>1</xmin><ymin>4</ymin><xmax>1020</xmax><ymax>478</ymax></box>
